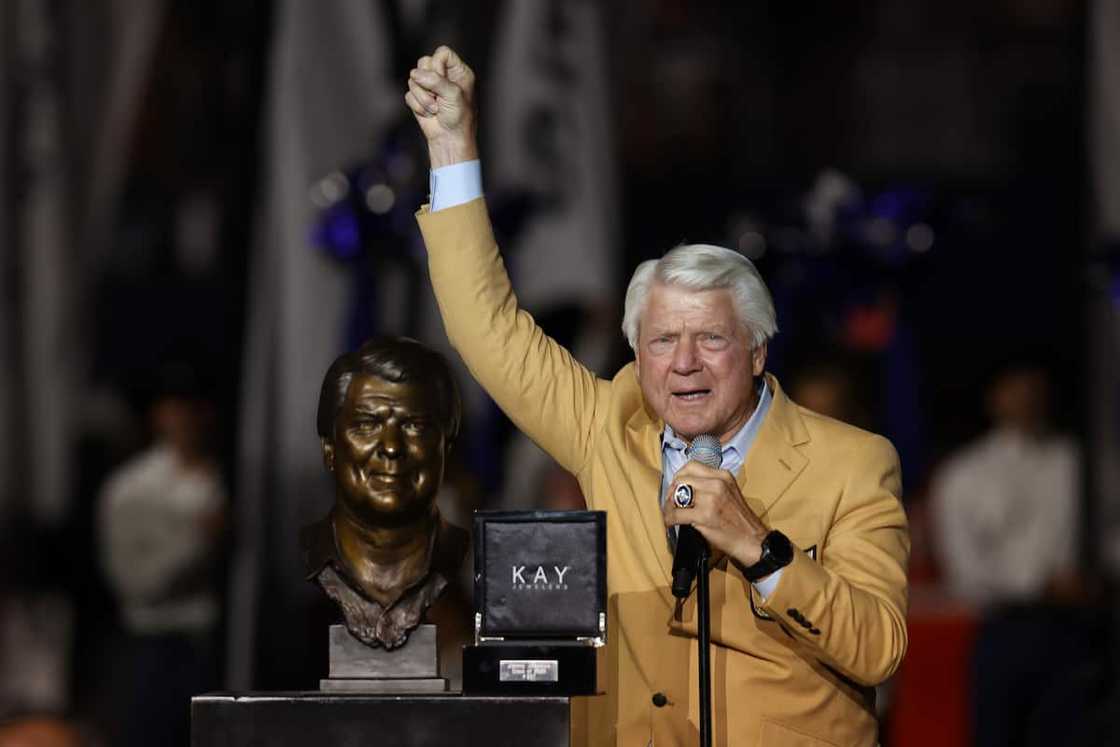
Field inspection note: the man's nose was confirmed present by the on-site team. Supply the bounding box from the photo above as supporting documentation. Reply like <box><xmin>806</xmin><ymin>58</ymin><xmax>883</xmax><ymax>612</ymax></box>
<box><xmin>671</xmin><ymin>338</ymin><xmax>700</xmax><ymax>373</ymax></box>
<box><xmin>375</xmin><ymin>422</ymin><xmax>403</xmax><ymax>459</ymax></box>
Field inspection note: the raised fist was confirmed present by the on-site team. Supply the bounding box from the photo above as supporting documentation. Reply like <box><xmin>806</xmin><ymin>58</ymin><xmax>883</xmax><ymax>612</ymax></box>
<box><xmin>405</xmin><ymin>45</ymin><xmax>478</xmax><ymax>168</ymax></box>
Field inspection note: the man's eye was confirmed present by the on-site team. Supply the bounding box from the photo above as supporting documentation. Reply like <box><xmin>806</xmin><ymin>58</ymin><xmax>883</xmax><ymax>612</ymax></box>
<box><xmin>700</xmin><ymin>334</ymin><xmax>728</xmax><ymax>348</ymax></box>
<box><xmin>404</xmin><ymin>420</ymin><xmax>427</xmax><ymax>435</ymax></box>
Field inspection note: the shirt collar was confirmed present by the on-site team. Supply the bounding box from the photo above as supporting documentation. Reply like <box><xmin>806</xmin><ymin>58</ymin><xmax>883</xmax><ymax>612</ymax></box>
<box><xmin>300</xmin><ymin>510</ymin><xmax>469</xmax><ymax>584</ymax></box>
<box><xmin>660</xmin><ymin>377</ymin><xmax>772</xmax><ymax>460</ymax></box>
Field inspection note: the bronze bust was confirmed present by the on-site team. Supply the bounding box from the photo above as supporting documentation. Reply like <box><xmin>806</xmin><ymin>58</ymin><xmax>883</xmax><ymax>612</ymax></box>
<box><xmin>301</xmin><ymin>337</ymin><xmax>468</xmax><ymax>649</ymax></box>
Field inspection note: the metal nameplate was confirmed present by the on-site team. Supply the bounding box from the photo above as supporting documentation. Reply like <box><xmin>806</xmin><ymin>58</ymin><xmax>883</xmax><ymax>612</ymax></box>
<box><xmin>498</xmin><ymin>659</ymin><xmax>559</xmax><ymax>682</ymax></box>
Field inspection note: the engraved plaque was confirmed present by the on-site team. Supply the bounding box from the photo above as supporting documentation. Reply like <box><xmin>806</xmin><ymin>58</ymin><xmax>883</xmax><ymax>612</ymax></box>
<box><xmin>499</xmin><ymin>659</ymin><xmax>559</xmax><ymax>682</ymax></box>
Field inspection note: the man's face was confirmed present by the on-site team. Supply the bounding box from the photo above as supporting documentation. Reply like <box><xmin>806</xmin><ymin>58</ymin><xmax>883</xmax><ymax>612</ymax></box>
<box><xmin>988</xmin><ymin>368</ymin><xmax>1049</xmax><ymax>433</ymax></box>
<box><xmin>634</xmin><ymin>283</ymin><xmax>766</xmax><ymax>443</ymax></box>
<box><xmin>325</xmin><ymin>374</ymin><xmax>447</xmax><ymax>528</ymax></box>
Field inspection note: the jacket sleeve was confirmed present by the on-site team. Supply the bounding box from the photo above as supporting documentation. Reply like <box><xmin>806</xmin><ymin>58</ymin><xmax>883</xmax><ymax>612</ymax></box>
<box><xmin>416</xmin><ymin>198</ymin><xmax>608</xmax><ymax>475</ymax></box>
<box><xmin>757</xmin><ymin>434</ymin><xmax>910</xmax><ymax>686</ymax></box>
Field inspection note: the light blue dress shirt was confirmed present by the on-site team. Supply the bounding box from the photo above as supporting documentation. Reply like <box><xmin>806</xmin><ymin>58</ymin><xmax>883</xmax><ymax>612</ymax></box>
<box><xmin>429</xmin><ymin>161</ymin><xmax>782</xmax><ymax>596</ymax></box>
<box><xmin>430</xmin><ymin>160</ymin><xmax>483</xmax><ymax>211</ymax></box>
<box><xmin>658</xmin><ymin>380</ymin><xmax>782</xmax><ymax>597</ymax></box>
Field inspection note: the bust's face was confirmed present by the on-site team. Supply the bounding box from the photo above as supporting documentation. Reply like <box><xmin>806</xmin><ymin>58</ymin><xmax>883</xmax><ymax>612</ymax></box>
<box><xmin>326</xmin><ymin>374</ymin><xmax>446</xmax><ymax>528</ymax></box>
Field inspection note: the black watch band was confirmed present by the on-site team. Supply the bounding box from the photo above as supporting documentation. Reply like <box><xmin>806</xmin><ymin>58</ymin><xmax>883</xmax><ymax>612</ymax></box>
<box><xmin>740</xmin><ymin>530</ymin><xmax>794</xmax><ymax>582</ymax></box>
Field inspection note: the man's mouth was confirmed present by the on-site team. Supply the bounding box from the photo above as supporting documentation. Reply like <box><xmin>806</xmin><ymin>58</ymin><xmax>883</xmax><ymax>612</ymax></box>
<box><xmin>672</xmin><ymin>388</ymin><xmax>711</xmax><ymax>401</ymax></box>
<box><xmin>362</xmin><ymin>471</ymin><xmax>404</xmax><ymax>484</ymax></box>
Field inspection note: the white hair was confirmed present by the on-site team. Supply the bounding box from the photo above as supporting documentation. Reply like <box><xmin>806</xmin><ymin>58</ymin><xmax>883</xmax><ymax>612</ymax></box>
<box><xmin>621</xmin><ymin>243</ymin><xmax>777</xmax><ymax>352</ymax></box>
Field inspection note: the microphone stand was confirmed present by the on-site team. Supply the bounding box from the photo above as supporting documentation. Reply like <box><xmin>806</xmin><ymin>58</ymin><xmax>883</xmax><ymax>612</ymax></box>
<box><xmin>696</xmin><ymin>544</ymin><xmax>713</xmax><ymax>747</ymax></box>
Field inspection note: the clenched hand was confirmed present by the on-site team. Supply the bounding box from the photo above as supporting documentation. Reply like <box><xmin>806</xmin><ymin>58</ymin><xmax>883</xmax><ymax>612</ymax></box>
<box><xmin>405</xmin><ymin>45</ymin><xmax>479</xmax><ymax>168</ymax></box>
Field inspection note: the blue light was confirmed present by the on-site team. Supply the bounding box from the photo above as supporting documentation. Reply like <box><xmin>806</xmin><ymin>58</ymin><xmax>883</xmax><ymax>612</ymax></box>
<box><xmin>312</xmin><ymin>205</ymin><xmax>362</xmax><ymax>261</ymax></box>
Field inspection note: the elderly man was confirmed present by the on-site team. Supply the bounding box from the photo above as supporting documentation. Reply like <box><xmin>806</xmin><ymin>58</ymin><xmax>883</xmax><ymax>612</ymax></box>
<box><xmin>406</xmin><ymin>47</ymin><xmax>908</xmax><ymax>746</ymax></box>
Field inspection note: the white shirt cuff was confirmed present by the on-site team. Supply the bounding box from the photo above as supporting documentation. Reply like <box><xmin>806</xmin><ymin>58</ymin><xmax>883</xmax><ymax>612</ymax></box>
<box><xmin>430</xmin><ymin>160</ymin><xmax>483</xmax><ymax>211</ymax></box>
<box><xmin>751</xmin><ymin>567</ymin><xmax>784</xmax><ymax>599</ymax></box>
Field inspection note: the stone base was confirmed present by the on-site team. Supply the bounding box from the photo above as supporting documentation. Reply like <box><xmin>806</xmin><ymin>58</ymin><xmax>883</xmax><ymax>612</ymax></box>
<box><xmin>328</xmin><ymin>624</ymin><xmax>438</xmax><ymax>678</ymax></box>
<box><xmin>319</xmin><ymin>677</ymin><xmax>448</xmax><ymax>693</ymax></box>
<box><xmin>321</xmin><ymin>624</ymin><xmax>444</xmax><ymax>694</ymax></box>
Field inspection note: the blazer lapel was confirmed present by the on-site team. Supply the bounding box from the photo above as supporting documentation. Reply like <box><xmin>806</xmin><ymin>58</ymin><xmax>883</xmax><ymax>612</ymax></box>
<box><xmin>737</xmin><ymin>374</ymin><xmax>809</xmax><ymax>517</ymax></box>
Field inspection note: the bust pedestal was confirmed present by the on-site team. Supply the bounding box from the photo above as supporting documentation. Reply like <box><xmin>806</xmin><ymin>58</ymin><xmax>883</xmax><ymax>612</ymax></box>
<box><xmin>321</xmin><ymin>624</ymin><xmax>446</xmax><ymax>693</ymax></box>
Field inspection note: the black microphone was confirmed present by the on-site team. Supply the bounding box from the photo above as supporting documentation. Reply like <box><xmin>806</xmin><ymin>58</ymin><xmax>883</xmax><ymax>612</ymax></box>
<box><xmin>671</xmin><ymin>434</ymin><xmax>722</xmax><ymax>599</ymax></box>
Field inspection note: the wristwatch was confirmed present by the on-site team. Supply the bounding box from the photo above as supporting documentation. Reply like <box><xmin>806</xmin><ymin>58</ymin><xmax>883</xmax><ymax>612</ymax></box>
<box><xmin>740</xmin><ymin>530</ymin><xmax>794</xmax><ymax>582</ymax></box>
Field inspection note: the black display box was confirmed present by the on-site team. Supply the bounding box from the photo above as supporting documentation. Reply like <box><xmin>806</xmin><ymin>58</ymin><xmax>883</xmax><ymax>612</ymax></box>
<box><xmin>465</xmin><ymin>510</ymin><xmax>606</xmax><ymax>696</ymax></box>
<box><xmin>472</xmin><ymin>510</ymin><xmax>606</xmax><ymax>642</ymax></box>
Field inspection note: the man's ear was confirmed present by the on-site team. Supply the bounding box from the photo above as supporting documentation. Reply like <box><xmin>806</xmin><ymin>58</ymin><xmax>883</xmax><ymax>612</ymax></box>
<box><xmin>321</xmin><ymin>439</ymin><xmax>335</xmax><ymax>472</ymax></box>
<box><xmin>751</xmin><ymin>342</ymin><xmax>768</xmax><ymax>377</ymax></box>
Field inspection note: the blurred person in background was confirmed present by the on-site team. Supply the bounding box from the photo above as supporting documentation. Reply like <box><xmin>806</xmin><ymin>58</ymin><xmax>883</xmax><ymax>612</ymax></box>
<box><xmin>930</xmin><ymin>358</ymin><xmax>1104</xmax><ymax>746</ymax></box>
<box><xmin>96</xmin><ymin>364</ymin><xmax>226</xmax><ymax>747</ymax></box>
<box><xmin>930</xmin><ymin>360</ymin><xmax>1080</xmax><ymax>605</ymax></box>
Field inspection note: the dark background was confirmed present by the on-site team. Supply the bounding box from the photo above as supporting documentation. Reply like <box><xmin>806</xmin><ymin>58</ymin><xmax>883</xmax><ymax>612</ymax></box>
<box><xmin>2</xmin><ymin>1</ymin><xmax>1115</xmax><ymax>745</ymax></box>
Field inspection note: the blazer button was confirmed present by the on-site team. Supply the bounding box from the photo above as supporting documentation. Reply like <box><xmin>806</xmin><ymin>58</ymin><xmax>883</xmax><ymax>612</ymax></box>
<box><xmin>652</xmin><ymin>692</ymin><xmax>668</xmax><ymax>708</ymax></box>
<box><xmin>810</xmin><ymin>628</ymin><xmax>821</xmax><ymax>635</ymax></box>
<box><xmin>787</xmin><ymin>608</ymin><xmax>799</xmax><ymax>617</ymax></box>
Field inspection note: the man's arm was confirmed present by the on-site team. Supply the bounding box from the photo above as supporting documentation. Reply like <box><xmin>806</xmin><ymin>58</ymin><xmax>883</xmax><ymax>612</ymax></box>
<box><xmin>662</xmin><ymin>426</ymin><xmax>908</xmax><ymax>685</ymax></box>
<box><xmin>406</xmin><ymin>47</ymin><xmax>607</xmax><ymax>474</ymax></box>
<box><xmin>758</xmin><ymin>434</ymin><xmax>909</xmax><ymax>686</ymax></box>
